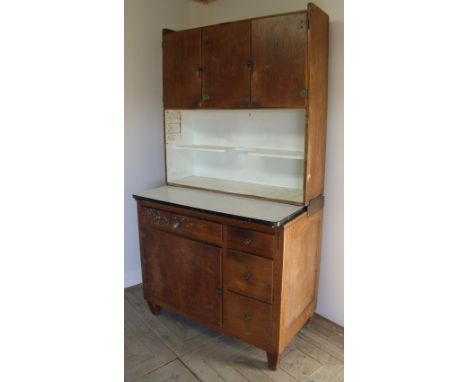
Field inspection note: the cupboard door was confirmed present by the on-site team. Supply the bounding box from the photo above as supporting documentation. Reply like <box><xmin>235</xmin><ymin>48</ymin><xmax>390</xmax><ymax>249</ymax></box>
<box><xmin>163</xmin><ymin>29</ymin><xmax>202</xmax><ymax>108</ymax></box>
<box><xmin>202</xmin><ymin>21</ymin><xmax>251</xmax><ymax>108</ymax></box>
<box><xmin>140</xmin><ymin>228</ymin><xmax>222</xmax><ymax>327</ymax></box>
<box><xmin>251</xmin><ymin>13</ymin><xmax>307</xmax><ymax>108</ymax></box>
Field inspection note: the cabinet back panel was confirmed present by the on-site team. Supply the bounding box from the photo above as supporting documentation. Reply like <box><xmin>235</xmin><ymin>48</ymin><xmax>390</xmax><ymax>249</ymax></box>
<box><xmin>166</xmin><ymin>110</ymin><xmax>305</xmax><ymax>202</ymax></box>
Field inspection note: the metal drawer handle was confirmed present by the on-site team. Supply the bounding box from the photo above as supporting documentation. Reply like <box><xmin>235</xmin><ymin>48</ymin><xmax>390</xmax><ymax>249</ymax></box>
<box><xmin>243</xmin><ymin>239</ymin><xmax>252</xmax><ymax>246</ymax></box>
<box><xmin>243</xmin><ymin>314</ymin><xmax>252</xmax><ymax>322</ymax></box>
<box><xmin>243</xmin><ymin>272</ymin><xmax>251</xmax><ymax>281</ymax></box>
<box><xmin>172</xmin><ymin>221</ymin><xmax>181</xmax><ymax>229</ymax></box>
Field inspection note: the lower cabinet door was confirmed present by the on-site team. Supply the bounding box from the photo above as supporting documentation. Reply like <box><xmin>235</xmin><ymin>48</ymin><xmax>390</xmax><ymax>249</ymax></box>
<box><xmin>141</xmin><ymin>228</ymin><xmax>222</xmax><ymax>327</ymax></box>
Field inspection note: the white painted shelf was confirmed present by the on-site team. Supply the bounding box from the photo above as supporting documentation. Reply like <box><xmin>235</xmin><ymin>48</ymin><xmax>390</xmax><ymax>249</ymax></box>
<box><xmin>171</xmin><ymin>144</ymin><xmax>304</xmax><ymax>160</ymax></box>
<box><xmin>169</xmin><ymin>176</ymin><xmax>304</xmax><ymax>204</ymax></box>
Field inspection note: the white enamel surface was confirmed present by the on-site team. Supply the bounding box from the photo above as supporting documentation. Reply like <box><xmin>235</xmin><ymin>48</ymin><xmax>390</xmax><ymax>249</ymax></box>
<box><xmin>134</xmin><ymin>185</ymin><xmax>304</xmax><ymax>223</ymax></box>
<box><xmin>166</xmin><ymin>109</ymin><xmax>306</xmax><ymax>202</ymax></box>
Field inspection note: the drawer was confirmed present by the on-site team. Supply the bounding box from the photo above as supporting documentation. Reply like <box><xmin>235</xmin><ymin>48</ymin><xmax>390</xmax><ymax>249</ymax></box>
<box><xmin>224</xmin><ymin>250</ymin><xmax>273</xmax><ymax>303</ymax></box>
<box><xmin>139</xmin><ymin>205</ymin><xmax>222</xmax><ymax>245</ymax></box>
<box><xmin>226</xmin><ymin>226</ymin><xmax>275</xmax><ymax>258</ymax></box>
<box><xmin>223</xmin><ymin>291</ymin><xmax>273</xmax><ymax>351</ymax></box>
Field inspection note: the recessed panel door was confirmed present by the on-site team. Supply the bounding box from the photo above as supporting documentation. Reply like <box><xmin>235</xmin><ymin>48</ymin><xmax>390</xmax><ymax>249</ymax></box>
<box><xmin>251</xmin><ymin>13</ymin><xmax>307</xmax><ymax>107</ymax></box>
<box><xmin>202</xmin><ymin>21</ymin><xmax>251</xmax><ymax>108</ymax></box>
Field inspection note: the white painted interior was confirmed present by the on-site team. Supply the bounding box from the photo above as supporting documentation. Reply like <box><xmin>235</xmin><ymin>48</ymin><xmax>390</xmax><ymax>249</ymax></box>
<box><xmin>125</xmin><ymin>0</ymin><xmax>343</xmax><ymax>325</ymax></box>
<box><xmin>166</xmin><ymin>109</ymin><xmax>305</xmax><ymax>203</ymax></box>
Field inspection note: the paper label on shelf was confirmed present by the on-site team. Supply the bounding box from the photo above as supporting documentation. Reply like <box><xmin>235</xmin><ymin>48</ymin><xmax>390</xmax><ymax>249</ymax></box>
<box><xmin>165</xmin><ymin>110</ymin><xmax>182</xmax><ymax>142</ymax></box>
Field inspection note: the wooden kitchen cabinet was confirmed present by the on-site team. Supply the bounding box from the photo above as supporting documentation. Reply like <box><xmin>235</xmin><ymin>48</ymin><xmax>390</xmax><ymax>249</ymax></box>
<box><xmin>136</xmin><ymin>3</ymin><xmax>329</xmax><ymax>370</ymax></box>
<box><xmin>134</xmin><ymin>187</ymin><xmax>324</xmax><ymax>370</ymax></box>
<box><xmin>251</xmin><ymin>12</ymin><xmax>308</xmax><ymax>108</ymax></box>
<box><xmin>163</xmin><ymin>28</ymin><xmax>202</xmax><ymax>108</ymax></box>
<box><xmin>201</xmin><ymin>21</ymin><xmax>251</xmax><ymax>108</ymax></box>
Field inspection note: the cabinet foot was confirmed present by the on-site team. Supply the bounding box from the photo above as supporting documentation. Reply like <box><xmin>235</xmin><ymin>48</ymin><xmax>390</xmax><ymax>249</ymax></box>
<box><xmin>147</xmin><ymin>302</ymin><xmax>162</xmax><ymax>315</ymax></box>
<box><xmin>266</xmin><ymin>352</ymin><xmax>280</xmax><ymax>370</ymax></box>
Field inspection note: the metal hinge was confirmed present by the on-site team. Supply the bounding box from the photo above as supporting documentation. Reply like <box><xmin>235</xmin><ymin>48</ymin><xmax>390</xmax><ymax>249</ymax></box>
<box><xmin>300</xmin><ymin>18</ymin><xmax>309</xmax><ymax>29</ymax></box>
<box><xmin>216</xmin><ymin>287</ymin><xmax>223</xmax><ymax>296</ymax></box>
<box><xmin>247</xmin><ymin>58</ymin><xmax>253</xmax><ymax>71</ymax></box>
<box><xmin>299</xmin><ymin>89</ymin><xmax>308</xmax><ymax>98</ymax></box>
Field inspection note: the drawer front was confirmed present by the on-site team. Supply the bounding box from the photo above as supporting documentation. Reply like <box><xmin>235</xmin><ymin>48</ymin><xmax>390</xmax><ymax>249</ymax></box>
<box><xmin>139</xmin><ymin>205</ymin><xmax>222</xmax><ymax>245</ymax></box>
<box><xmin>224</xmin><ymin>250</ymin><xmax>273</xmax><ymax>303</ymax></box>
<box><xmin>223</xmin><ymin>291</ymin><xmax>273</xmax><ymax>351</ymax></box>
<box><xmin>226</xmin><ymin>226</ymin><xmax>275</xmax><ymax>258</ymax></box>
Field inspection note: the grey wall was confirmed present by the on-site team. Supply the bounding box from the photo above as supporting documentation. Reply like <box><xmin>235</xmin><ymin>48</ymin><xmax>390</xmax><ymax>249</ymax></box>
<box><xmin>125</xmin><ymin>0</ymin><xmax>343</xmax><ymax>326</ymax></box>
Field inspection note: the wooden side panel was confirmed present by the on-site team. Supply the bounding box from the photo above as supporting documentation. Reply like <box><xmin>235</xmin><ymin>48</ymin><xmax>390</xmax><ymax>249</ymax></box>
<box><xmin>304</xmin><ymin>4</ymin><xmax>329</xmax><ymax>200</ymax></box>
<box><xmin>202</xmin><ymin>21</ymin><xmax>251</xmax><ymax>108</ymax></box>
<box><xmin>140</xmin><ymin>228</ymin><xmax>222</xmax><ymax>327</ymax></box>
<box><xmin>251</xmin><ymin>12</ymin><xmax>307</xmax><ymax>108</ymax></box>
<box><xmin>163</xmin><ymin>29</ymin><xmax>202</xmax><ymax>108</ymax></box>
<box><xmin>279</xmin><ymin>206</ymin><xmax>324</xmax><ymax>352</ymax></box>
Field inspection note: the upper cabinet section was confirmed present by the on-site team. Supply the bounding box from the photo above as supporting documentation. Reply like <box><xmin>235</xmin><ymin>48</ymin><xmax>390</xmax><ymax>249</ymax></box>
<box><xmin>202</xmin><ymin>21</ymin><xmax>251</xmax><ymax>108</ymax></box>
<box><xmin>163</xmin><ymin>11</ymin><xmax>310</xmax><ymax>109</ymax></box>
<box><xmin>163</xmin><ymin>29</ymin><xmax>202</xmax><ymax>108</ymax></box>
<box><xmin>251</xmin><ymin>13</ymin><xmax>307</xmax><ymax>108</ymax></box>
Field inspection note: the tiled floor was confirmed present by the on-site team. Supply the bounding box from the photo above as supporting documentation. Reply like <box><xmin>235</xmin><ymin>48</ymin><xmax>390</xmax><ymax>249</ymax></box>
<box><xmin>125</xmin><ymin>285</ymin><xmax>344</xmax><ymax>382</ymax></box>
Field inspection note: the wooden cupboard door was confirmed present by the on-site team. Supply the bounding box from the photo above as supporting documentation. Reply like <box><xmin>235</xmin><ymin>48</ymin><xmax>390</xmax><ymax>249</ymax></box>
<box><xmin>202</xmin><ymin>21</ymin><xmax>251</xmax><ymax>108</ymax></box>
<box><xmin>251</xmin><ymin>13</ymin><xmax>307</xmax><ymax>108</ymax></box>
<box><xmin>140</xmin><ymin>228</ymin><xmax>222</xmax><ymax>327</ymax></box>
<box><xmin>163</xmin><ymin>29</ymin><xmax>202</xmax><ymax>108</ymax></box>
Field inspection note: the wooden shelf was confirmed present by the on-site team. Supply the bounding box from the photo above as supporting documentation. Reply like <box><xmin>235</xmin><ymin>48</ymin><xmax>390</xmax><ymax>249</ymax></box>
<box><xmin>172</xmin><ymin>144</ymin><xmax>304</xmax><ymax>160</ymax></box>
<box><xmin>169</xmin><ymin>176</ymin><xmax>304</xmax><ymax>204</ymax></box>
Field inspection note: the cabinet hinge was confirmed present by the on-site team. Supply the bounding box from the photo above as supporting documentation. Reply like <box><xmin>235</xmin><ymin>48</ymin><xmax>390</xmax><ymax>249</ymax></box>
<box><xmin>300</xmin><ymin>18</ymin><xmax>309</xmax><ymax>29</ymax></box>
<box><xmin>299</xmin><ymin>89</ymin><xmax>308</xmax><ymax>98</ymax></box>
<box><xmin>202</xmin><ymin>34</ymin><xmax>209</xmax><ymax>43</ymax></box>
<box><xmin>161</xmin><ymin>41</ymin><xmax>165</xmax><ymax>48</ymax></box>
<box><xmin>202</xmin><ymin>93</ymin><xmax>210</xmax><ymax>101</ymax></box>
<box><xmin>216</xmin><ymin>287</ymin><xmax>223</xmax><ymax>296</ymax></box>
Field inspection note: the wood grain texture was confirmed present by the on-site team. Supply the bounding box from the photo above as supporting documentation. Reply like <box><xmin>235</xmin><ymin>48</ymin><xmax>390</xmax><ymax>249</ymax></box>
<box><xmin>224</xmin><ymin>250</ymin><xmax>273</xmax><ymax>303</ymax></box>
<box><xmin>202</xmin><ymin>21</ymin><xmax>251</xmax><ymax>108</ymax></box>
<box><xmin>163</xmin><ymin>28</ymin><xmax>202</xmax><ymax>108</ymax></box>
<box><xmin>251</xmin><ymin>12</ymin><xmax>307</xmax><ymax>108</ymax></box>
<box><xmin>226</xmin><ymin>226</ymin><xmax>275</xmax><ymax>258</ymax></box>
<box><xmin>140</xmin><ymin>228</ymin><xmax>222</xmax><ymax>328</ymax></box>
<box><xmin>279</xmin><ymin>206</ymin><xmax>324</xmax><ymax>352</ymax></box>
<box><xmin>304</xmin><ymin>3</ymin><xmax>329</xmax><ymax>201</ymax></box>
<box><xmin>125</xmin><ymin>284</ymin><xmax>344</xmax><ymax>381</ymax></box>
<box><xmin>138</xmin><ymin>202</ymin><xmax>222</xmax><ymax>245</ymax></box>
<box><xmin>223</xmin><ymin>291</ymin><xmax>274</xmax><ymax>352</ymax></box>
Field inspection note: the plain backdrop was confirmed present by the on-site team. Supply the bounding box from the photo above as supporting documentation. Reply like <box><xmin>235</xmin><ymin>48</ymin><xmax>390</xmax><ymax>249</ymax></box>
<box><xmin>3</xmin><ymin>0</ymin><xmax>468</xmax><ymax>381</ymax></box>
<box><xmin>125</xmin><ymin>0</ymin><xmax>344</xmax><ymax>326</ymax></box>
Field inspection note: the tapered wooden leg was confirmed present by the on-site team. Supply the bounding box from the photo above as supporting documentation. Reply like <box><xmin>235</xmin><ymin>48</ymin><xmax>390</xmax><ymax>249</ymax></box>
<box><xmin>147</xmin><ymin>301</ymin><xmax>161</xmax><ymax>315</ymax></box>
<box><xmin>267</xmin><ymin>352</ymin><xmax>280</xmax><ymax>370</ymax></box>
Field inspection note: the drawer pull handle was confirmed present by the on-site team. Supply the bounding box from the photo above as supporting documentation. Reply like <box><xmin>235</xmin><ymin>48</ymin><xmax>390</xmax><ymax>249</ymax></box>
<box><xmin>172</xmin><ymin>221</ymin><xmax>181</xmax><ymax>229</ymax></box>
<box><xmin>243</xmin><ymin>239</ymin><xmax>252</xmax><ymax>246</ymax></box>
<box><xmin>243</xmin><ymin>272</ymin><xmax>251</xmax><ymax>281</ymax></box>
<box><xmin>243</xmin><ymin>314</ymin><xmax>252</xmax><ymax>322</ymax></box>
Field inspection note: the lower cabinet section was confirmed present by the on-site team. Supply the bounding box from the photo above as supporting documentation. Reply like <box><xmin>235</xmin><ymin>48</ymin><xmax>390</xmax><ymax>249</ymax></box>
<box><xmin>223</xmin><ymin>290</ymin><xmax>274</xmax><ymax>351</ymax></box>
<box><xmin>136</xmin><ymin>198</ymin><xmax>324</xmax><ymax>370</ymax></box>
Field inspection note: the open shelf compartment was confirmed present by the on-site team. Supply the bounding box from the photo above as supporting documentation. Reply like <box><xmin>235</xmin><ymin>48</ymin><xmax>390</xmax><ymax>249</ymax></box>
<box><xmin>165</xmin><ymin>109</ymin><xmax>306</xmax><ymax>205</ymax></box>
